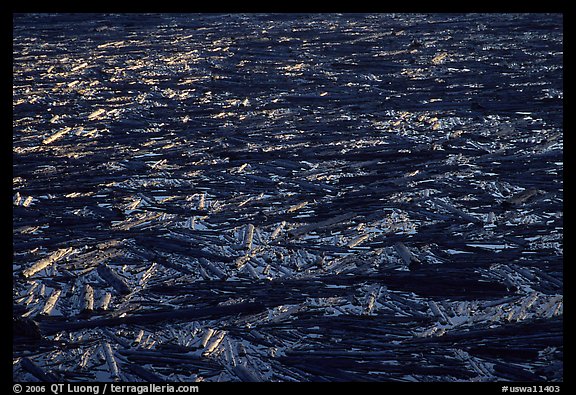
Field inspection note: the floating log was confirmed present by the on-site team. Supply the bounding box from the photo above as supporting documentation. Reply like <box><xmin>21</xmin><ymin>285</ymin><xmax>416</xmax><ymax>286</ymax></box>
<box><xmin>99</xmin><ymin>292</ymin><xmax>112</xmax><ymax>311</ymax></box>
<box><xmin>41</xmin><ymin>288</ymin><xmax>61</xmax><ymax>315</ymax></box>
<box><xmin>234</xmin><ymin>254</ymin><xmax>251</xmax><ymax>269</ymax></box>
<box><xmin>81</xmin><ymin>284</ymin><xmax>94</xmax><ymax>313</ymax></box>
<box><xmin>270</xmin><ymin>221</ymin><xmax>286</xmax><ymax>240</ymax></box>
<box><xmin>103</xmin><ymin>341</ymin><xmax>120</xmax><ymax>379</ymax></box>
<box><xmin>198</xmin><ymin>258</ymin><xmax>226</xmax><ymax>280</ymax></box>
<box><xmin>153</xmin><ymin>254</ymin><xmax>194</xmax><ymax>275</ymax></box>
<box><xmin>428</xmin><ymin>300</ymin><xmax>448</xmax><ymax>324</ymax></box>
<box><xmin>287</xmin><ymin>201</ymin><xmax>308</xmax><ymax>213</ymax></box>
<box><xmin>198</xmin><ymin>193</ymin><xmax>205</xmax><ymax>210</ymax></box>
<box><xmin>22</xmin><ymin>247</ymin><xmax>73</xmax><ymax>278</ymax></box>
<box><xmin>88</xmin><ymin>108</ymin><xmax>106</xmax><ymax>120</ymax></box>
<box><xmin>244</xmin><ymin>224</ymin><xmax>255</xmax><ymax>250</ymax></box>
<box><xmin>432</xmin><ymin>198</ymin><xmax>483</xmax><ymax>225</ymax></box>
<box><xmin>347</xmin><ymin>234</ymin><xmax>369</xmax><ymax>248</ymax></box>
<box><xmin>202</xmin><ymin>330</ymin><xmax>226</xmax><ymax>356</ymax></box>
<box><xmin>97</xmin><ymin>264</ymin><xmax>131</xmax><ymax>295</ymax></box>
<box><xmin>42</xmin><ymin>127</ymin><xmax>71</xmax><ymax>145</ymax></box>
<box><xmin>201</xmin><ymin>328</ymin><xmax>215</xmax><ymax>348</ymax></box>
<box><xmin>493</xmin><ymin>362</ymin><xmax>544</xmax><ymax>381</ymax></box>
<box><xmin>503</xmin><ymin>188</ymin><xmax>542</xmax><ymax>207</ymax></box>
<box><xmin>118</xmin><ymin>349</ymin><xmax>222</xmax><ymax>370</ymax></box>
<box><xmin>393</xmin><ymin>242</ymin><xmax>421</xmax><ymax>270</ymax></box>
<box><xmin>13</xmin><ymin>316</ymin><xmax>42</xmax><ymax>340</ymax></box>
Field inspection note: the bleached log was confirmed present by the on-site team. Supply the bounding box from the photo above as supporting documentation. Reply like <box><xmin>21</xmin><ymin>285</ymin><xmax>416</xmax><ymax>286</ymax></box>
<box><xmin>41</xmin><ymin>288</ymin><xmax>61</xmax><ymax>315</ymax></box>
<box><xmin>198</xmin><ymin>193</ymin><xmax>205</xmax><ymax>210</ymax></box>
<box><xmin>88</xmin><ymin>108</ymin><xmax>106</xmax><ymax>120</ymax></box>
<box><xmin>103</xmin><ymin>342</ymin><xmax>120</xmax><ymax>379</ymax></box>
<box><xmin>509</xmin><ymin>264</ymin><xmax>535</xmax><ymax>281</ymax></box>
<box><xmin>428</xmin><ymin>300</ymin><xmax>448</xmax><ymax>324</ymax></box>
<box><xmin>201</xmin><ymin>328</ymin><xmax>215</xmax><ymax>347</ymax></box>
<box><xmin>287</xmin><ymin>201</ymin><xmax>308</xmax><ymax>213</ymax></box>
<box><xmin>347</xmin><ymin>234</ymin><xmax>369</xmax><ymax>248</ymax></box>
<box><xmin>42</xmin><ymin>127</ymin><xmax>71</xmax><ymax>145</ymax></box>
<box><xmin>202</xmin><ymin>330</ymin><xmax>226</xmax><ymax>356</ymax></box>
<box><xmin>81</xmin><ymin>284</ymin><xmax>94</xmax><ymax>312</ymax></box>
<box><xmin>244</xmin><ymin>223</ymin><xmax>255</xmax><ymax>250</ymax></box>
<box><xmin>244</xmin><ymin>263</ymin><xmax>260</xmax><ymax>280</ymax></box>
<box><xmin>270</xmin><ymin>221</ymin><xmax>286</xmax><ymax>240</ymax></box>
<box><xmin>140</xmin><ymin>262</ymin><xmax>157</xmax><ymax>285</ymax></box>
<box><xmin>71</xmin><ymin>62</ymin><xmax>89</xmax><ymax>72</ymax></box>
<box><xmin>22</xmin><ymin>247</ymin><xmax>73</xmax><ymax>278</ymax></box>
<box><xmin>99</xmin><ymin>292</ymin><xmax>112</xmax><ymax>311</ymax></box>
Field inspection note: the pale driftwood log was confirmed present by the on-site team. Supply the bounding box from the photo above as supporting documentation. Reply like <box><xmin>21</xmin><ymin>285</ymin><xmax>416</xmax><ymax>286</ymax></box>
<box><xmin>428</xmin><ymin>300</ymin><xmax>448</xmax><ymax>324</ymax></box>
<box><xmin>41</xmin><ymin>288</ymin><xmax>61</xmax><ymax>315</ymax></box>
<box><xmin>99</xmin><ymin>292</ymin><xmax>112</xmax><ymax>311</ymax></box>
<box><xmin>347</xmin><ymin>234</ymin><xmax>369</xmax><ymax>248</ymax></box>
<box><xmin>287</xmin><ymin>201</ymin><xmax>308</xmax><ymax>213</ymax></box>
<box><xmin>201</xmin><ymin>328</ymin><xmax>215</xmax><ymax>348</ymax></box>
<box><xmin>270</xmin><ymin>221</ymin><xmax>286</xmax><ymax>240</ymax></box>
<box><xmin>81</xmin><ymin>284</ymin><xmax>94</xmax><ymax>313</ymax></box>
<box><xmin>234</xmin><ymin>254</ymin><xmax>251</xmax><ymax>269</ymax></box>
<box><xmin>198</xmin><ymin>193</ymin><xmax>205</xmax><ymax>210</ymax></box>
<box><xmin>42</xmin><ymin>127</ymin><xmax>71</xmax><ymax>145</ymax></box>
<box><xmin>244</xmin><ymin>223</ymin><xmax>255</xmax><ymax>250</ymax></box>
<box><xmin>202</xmin><ymin>330</ymin><xmax>226</xmax><ymax>356</ymax></box>
<box><xmin>103</xmin><ymin>341</ymin><xmax>120</xmax><ymax>379</ymax></box>
<box><xmin>22</xmin><ymin>247</ymin><xmax>73</xmax><ymax>278</ymax></box>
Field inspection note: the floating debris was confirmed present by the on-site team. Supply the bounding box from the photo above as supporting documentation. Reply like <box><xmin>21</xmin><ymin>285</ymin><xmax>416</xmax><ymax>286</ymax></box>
<box><xmin>22</xmin><ymin>248</ymin><xmax>73</xmax><ymax>278</ymax></box>
<box><xmin>88</xmin><ymin>108</ymin><xmax>106</xmax><ymax>121</ymax></box>
<box><xmin>40</xmin><ymin>288</ymin><xmax>61</xmax><ymax>315</ymax></box>
<box><xmin>394</xmin><ymin>242</ymin><xmax>421</xmax><ymax>270</ymax></box>
<box><xmin>13</xmin><ymin>13</ymin><xmax>562</xmax><ymax>383</ymax></box>
<box><xmin>42</xmin><ymin>127</ymin><xmax>72</xmax><ymax>145</ymax></box>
